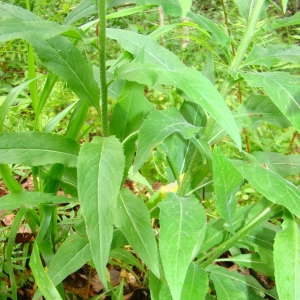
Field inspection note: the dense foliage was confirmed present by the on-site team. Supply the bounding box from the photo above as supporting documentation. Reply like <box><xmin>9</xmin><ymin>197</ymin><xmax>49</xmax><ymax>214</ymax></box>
<box><xmin>0</xmin><ymin>0</ymin><xmax>300</xmax><ymax>299</ymax></box>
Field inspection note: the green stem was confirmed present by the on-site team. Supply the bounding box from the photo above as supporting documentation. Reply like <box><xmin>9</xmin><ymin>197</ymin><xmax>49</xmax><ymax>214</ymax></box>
<box><xmin>0</xmin><ymin>164</ymin><xmax>22</xmax><ymax>193</ymax></box>
<box><xmin>98</xmin><ymin>0</ymin><xmax>109</xmax><ymax>137</ymax></box>
<box><xmin>198</xmin><ymin>203</ymin><xmax>282</xmax><ymax>268</ymax></box>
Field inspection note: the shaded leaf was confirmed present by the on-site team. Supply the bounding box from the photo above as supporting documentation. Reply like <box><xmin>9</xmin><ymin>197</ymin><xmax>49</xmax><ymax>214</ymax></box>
<box><xmin>0</xmin><ymin>132</ymin><xmax>79</xmax><ymax>167</ymax></box>
<box><xmin>232</xmin><ymin>160</ymin><xmax>300</xmax><ymax>218</ymax></box>
<box><xmin>274</xmin><ymin>210</ymin><xmax>300</xmax><ymax>300</ymax></box>
<box><xmin>114</xmin><ymin>188</ymin><xmax>160</xmax><ymax>278</ymax></box>
<box><xmin>213</xmin><ymin>147</ymin><xmax>243</xmax><ymax>228</ymax></box>
<box><xmin>159</xmin><ymin>194</ymin><xmax>206</xmax><ymax>300</ymax></box>
<box><xmin>241</xmin><ymin>72</ymin><xmax>300</xmax><ymax>132</ymax></box>
<box><xmin>0</xmin><ymin>1</ymin><xmax>41</xmax><ymax>21</ymax></box>
<box><xmin>272</xmin><ymin>11</ymin><xmax>300</xmax><ymax>29</ymax></box>
<box><xmin>149</xmin><ymin>271</ymin><xmax>172</xmax><ymax>300</ymax></box>
<box><xmin>78</xmin><ymin>136</ymin><xmax>125</xmax><ymax>289</ymax></box>
<box><xmin>242</xmin><ymin>44</ymin><xmax>300</xmax><ymax>69</ymax></box>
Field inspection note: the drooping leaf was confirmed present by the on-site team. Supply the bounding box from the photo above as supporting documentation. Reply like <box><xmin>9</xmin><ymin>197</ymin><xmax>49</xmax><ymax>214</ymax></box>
<box><xmin>272</xmin><ymin>11</ymin><xmax>300</xmax><ymax>29</ymax></box>
<box><xmin>242</xmin><ymin>44</ymin><xmax>300</xmax><ymax>69</ymax></box>
<box><xmin>29</xmin><ymin>36</ymin><xmax>100</xmax><ymax>112</ymax></box>
<box><xmin>159</xmin><ymin>194</ymin><xmax>206</xmax><ymax>300</ymax></box>
<box><xmin>213</xmin><ymin>147</ymin><xmax>243</xmax><ymax>229</ymax></box>
<box><xmin>252</xmin><ymin>151</ymin><xmax>300</xmax><ymax>178</ymax></box>
<box><xmin>64</xmin><ymin>0</ymin><xmax>97</xmax><ymax>25</ymax></box>
<box><xmin>33</xmin><ymin>235</ymin><xmax>91</xmax><ymax>300</ymax></box>
<box><xmin>78</xmin><ymin>136</ymin><xmax>125</xmax><ymax>289</ymax></box>
<box><xmin>114</xmin><ymin>188</ymin><xmax>160</xmax><ymax>278</ymax></box>
<box><xmin>181</xmin><ymin>263</ymin><xmax>208</xmax><ymax>300</ymax></box>
<box><xmin>133</xmin><ymin>108</ymin><xmax>200</xmax><ymax>172</ymax></box>
<box><xmin>0</xmin><ymin>132</ymin><xmax>79</xmax><ymax>167</ymax></box>
<box><xmin>241</xmin><ymin>72</ymin><xmax>300</xmax><ymax>131</ymax></box>
<box><xmin>274</xmin><ymin>210</ymin><xmax>300</xmax><ymax>300</ymax></box>
<box><xmin>234</xmin><ymin>95</ymin><xmax>292</xmax><ymax>129</ymax></box>
<box><xmin>208</xmin><ymin>265</ymin><xmax>278</xmax><ymax>299</ymax></box>
<box><xmin>232</xmin><ymin>160</ymin><xmax>300</xmax><ymax>218</ymax></box>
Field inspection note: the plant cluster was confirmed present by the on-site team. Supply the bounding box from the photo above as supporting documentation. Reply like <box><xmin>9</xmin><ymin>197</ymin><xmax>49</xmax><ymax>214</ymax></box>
<box><xmin>0</xmin><ymin>0</ymin><xmax>300</xmax><ymax>299</ymax></box>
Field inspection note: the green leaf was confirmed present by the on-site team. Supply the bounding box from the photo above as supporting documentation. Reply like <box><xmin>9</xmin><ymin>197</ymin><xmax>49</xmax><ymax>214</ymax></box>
<box><xmin>149</xmin><ymin>271</ymin><xmax>173</xmax><ymax>300</ymax></box>
<box><xmin>232</xmin><ymin>160</ymin><xmax>300</xmax><ymax>218</ymax></box>
<box><xmin>78</xmin><ymin>136</ymin><xmax>125</xmax><ymax>289</ymax></box>
<box><xmin>234</xmin><ymin>95</ymin><xmax>292</xmax><ymax>129</ymax></box>
<box><xmin>159</xmin><ymin>194</ymin><xmax>206</xmax><ymax>300</ymax></box>
<box><xmin>0</xmin><ymin>132</ymin><xmax>79</xmax><ymax>167</ymax></box>
<box><xmin>208</xmin><ymin>264</ymin><xmax>278</xmax><ymax>299</ymax></box>
<box><xmin>242</xmin><ymin>44</ymin><xmax>300</xmax><ymax>69</ymax></box>
<box><xmin>272</xmin><ymin>11</ymin><xmax>300</xmax><ymax>29</ymax></box>
<box><xmin>233</xmin><ymin>0</ymin><xmax>268</xmax><ymax>21</ymax></box>
<box><xmin>29</xmin><ymin>36</ymin><xmax>100</xmax><ymax>112</ymax></box>
<box><xmin>178</xmin><ymin>0</ymin><xmax>192</xmax><ymax>17</ymax></box>
<box><xmin>188</xmin><ymin>12</ymin><xmax>230</xmax><ymax>48</ymax></box>
<box><xmin>213</xmin><ymin>147</ymin><xmax>244</xmax><ymax>228</ymax></box>
<box><xmin>33</xmin><ymin>235</ymin><xmax>91</xmax><ymax>300</ymax></box>
<box><xmin>281</xmin><ymin>0</ymin><xmax>288</xmax><ymax>14</ymax></box>
<box><xmin>274</xmin><ymin>210</ymin><xmax>300</xmax><ymax>300</ymax></box>
<box><xmin>252</xmin><ymin>151</ymin><xmax>300</xmax><ymax>178</ymax></box>
<box><xmin>0</xmin><ymin>1</ymin><xmax>41</xmax><ymax>21</ymax></box>
<box><xmin>114</xmin><ymin>188</ymin><xmax>160</xmax><ymax>278</ymax></box>
<box><xmin>181</xmin><ymin>263</ymin><xmax>208</xmax><ymax>300</ymax></box>
<box><xmin>30</xmin><ymin>243</ymin><xmax>63</xmax><ymax>300</ymax></box>
<box><xmin>109</xmin><ymin>81</ymin><xmax>146</xmax><ymax>141</ymax></box>
<box><xmin>133</xmin><ymin>108</ymin><xmax>200</xmax><ymax>172</ymax></box>
<box><xmin>115</xmin><ymin>62</ymin><xmax>241</xmax><ymax>149</ymax></box>
<box><xmin>64</xmin><ymin>0</ymin><xmax>97</xmax><ymax>25</ymax></box>
<box><xmin>241</xmin><ymin>72</ymin><xmax>300</xmax><ymax>132</ymax></box>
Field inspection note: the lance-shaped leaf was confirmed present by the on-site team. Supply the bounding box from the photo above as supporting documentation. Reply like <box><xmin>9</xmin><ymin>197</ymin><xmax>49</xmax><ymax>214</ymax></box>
<box><xmin>149</xmin><ymin>271</ymin><xmax>172</xmax><ymax>300</ymax></box>
<box><xmin>272</xmin><ymin>11</ymin><xmax>300</xmax><ymax>29</ymax></box>
<box><xmin>114</xmin><ymin>188</ymin><xmax>160</xmax><ymax>278</ymax></box>
<box><xmin>181</xmin><ymin>263</ymin><xmax>208</xmax><ymax>300</ymax></box>
<box><xmin>115</xmin><ymin>62</ymin><xmax>241</xmax><ymax>149</ymax></box>
<box><xmin>78</xmin><ymin>136</ymin><xmax>125</xmax><ymax>289</ymax></box>
<box><xmin>133</xmin><ymin>108</ymin><xmax>200</xmax><ymax>172</ymax></box>
<box><xmin>241</xmin><ymin>44</ymin><xmax>300</xmax><ymax>69</ymax></box>
<box><xmin>28</xmin><ymin>36</ymin><xmax>100</xmax><ymax>112</ymax></box>
<box><xmin>33</xmin><ymin>235</ymin><xmax>91</xmax><ymax>300</ymax></box>
<box><xmin>241</xmin><ymin>72</ymin><xmax>300</xmax><ymax>132</ymax></box>
<box><xmin>232</xmin><ymin>160</ymin><xmax>300</xmax><ymax>219</ymax></box>
<box><xmin>213</xmin><ymin>147</ymin><xmax>243</xmax><ymax>229</ymax></box>
<box><xmin>0</xmin><ymin>132</ymin><xmax>79</xmax><ymax>167</ymax></box>
<box><xmin>274</xmin><ymin>210</ymin><xmax>300</xmax><ymax>300</ymax></box>
<box><xmin>0</xmin><ymin>1</ymin><xmax>41</xmax><ymax>20</ymax></box>
<box><xmin>159</xmin><ymin>194</ymin><xmax>206</xmax><ymax>300</ymax></box>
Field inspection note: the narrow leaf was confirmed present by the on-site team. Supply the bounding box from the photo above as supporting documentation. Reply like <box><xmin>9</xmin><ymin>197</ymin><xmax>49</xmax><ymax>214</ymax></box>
<box><xmin>0</xmin><ymin>132</ymin><xmax>79</xmax><ymax>167</ymax></box>
<box><xmin>241</xmin><ymin>72</ymin><xmax>300</xmax><ymax>132</ymax></box>
<box><xmin>159</xmin><ymin>194</ymin><xmax>206</xmax><ymax>300</ymax></box>
<box><xmin>149</xmin><ymin>271</ymin><xmax>172</xmax><ymax>300</ymax></box>
<box><xmin>78</xmin><ymin>136</ymin><xmax>125</xmax><ymax>289</ymax></box>
<box><xmin>114</xmin><ymin>188</ymin><xmax>160</xmax><ymax>278</ymax></box>
<box><xmin>274</xmin><ymin>210</ymin><xmax>300</xmax><ymax>300</ymax></box>
<box><xmin>133</xmin><ymin>108</ymin><xmax>200</xmax><ymax>172</ymax></box>
<box><xmin>282</xmin><ymin>0</ymin><xmax>288</xmax><ymax>13</ymax></box>
<box><xmin>213</xmin><ymin>147</ymin><xmax>243</xmax><ymax>228</ymax></box>
<box><xmin>232</xmin><ymin>160</ymin><xmax>300</xmax><ymax>218</ymax></box>
<box><xmin>272</xmin><ymin>11</ymin><xmax>300</xmax><ymax>29</ymax></box>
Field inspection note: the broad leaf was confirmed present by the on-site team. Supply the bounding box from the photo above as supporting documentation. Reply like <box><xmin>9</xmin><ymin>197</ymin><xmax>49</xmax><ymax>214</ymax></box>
<box><xmin>274</xmin><ymin>210</ymin><xmax>300</xmax><ymax>300</ymax></box>
<box><xmin>114</xmin><ymin>188</ymin><xmax>160</xmax><ymax>278</ymax></box>
<box><xmin>107</xmin><ymin>29</ymin><xmax>240</xmax><ymax>147</ymax></box>
<box><xmin>232</xmin><ymin>160</ymin><xmax>300</xmax><ymax>218</ymax></box>
<box><xmin>0</xmin><ymin>132</ymin><xmax>79</xmax><ymax>167</ymax></box>
<box><xmin>241</xmin><ymin>72</ymin><xmax>300</xmax><ymax>132</ymax></box>
<box><xmin>235</xmin><ymin>95</ymin><xmax>292</xmax><ymax>128</ymax></box>
<box><xmin>208</xmin><ymin>265</ymin><xmax>278</xmax><ymax>299</ymax></box>
<box><xmin>133</xmin><ymin>108</ymin><xmax>200</xmax><ymax>172</ymax></box>
<box><xmin>213</xmin><ymin>147</ymin><xmax>243</xmax><ymax>229</ymax></box>
<box><xmin>272</xmin><ymin>11</ymin><xmax>300</xmax><ymax>29</ymax></box>
<box><xmin>78</xmin><ymin>136</ymin><xmax>125</xmax><ymax>289</ymax></box>
<box><xmin>33</xmin><ymin>235</ymin><xmax>91</xmax><ymax>300</ymax></box>
<box><xmin>0</xmin><ymin>1</ymin><xmax>41</xmax><ymax>21</ymax></box>
<box><xmin>242</xmin><ymin>44</ymin><xmax>300</xmax><ymax>69</ymax></box>
<box><xmin>252</xmin><ymin>151</ymin><xmax>300</xmax><ymax>177</ymax></box>
<box><xmin>29</xmin><ymin>36</ymin><xmax>100</xmax><ymax>112</ymax></box>
<box><xmin>181</xmin><ymin>263</ymin><xmax>208</xmax><ymax>300</ymax></box>
<box><xmin>0</xmin><ymin>192</ymin><xmax>74</xmax><ymax>211</ymax></box>
<box><xmin>159</xmin><ymin>194</ymin><xmax>206</xmax><ymax>300</ymax></box>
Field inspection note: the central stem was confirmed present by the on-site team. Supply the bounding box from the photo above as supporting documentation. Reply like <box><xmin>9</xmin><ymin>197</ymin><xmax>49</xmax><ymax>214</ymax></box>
<box><xmin>98</xmin><ymin>0</ymin><xmax>109</xmax><ymax>137</ymax></box>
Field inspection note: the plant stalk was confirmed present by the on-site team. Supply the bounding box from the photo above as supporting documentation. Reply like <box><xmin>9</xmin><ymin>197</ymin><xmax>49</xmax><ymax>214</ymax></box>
<box><xmin>98</xmin><ymin>0</ymin><xmax>109</xmax><ymax>137</ymax></box>
<box><xmin>198</xmin><ymin>203</ymin><xmax>282</xmax><ymax>268</ymax></box>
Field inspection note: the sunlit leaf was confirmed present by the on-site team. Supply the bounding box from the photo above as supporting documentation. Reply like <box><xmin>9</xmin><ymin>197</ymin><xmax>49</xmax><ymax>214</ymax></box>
<box><xmin>78</xmin><ymin>136</ymin><xmax>125</xmax><ymax>289</ymax></box>
<box><xmin>159</xmin><ymin>194</ymin><xmax>206</xmax><ymax>300</ymax></box>
<box><xmin>274</xmin><ymin>210</ymin><xmax>300</xmax><ymax>300</ymax></box>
